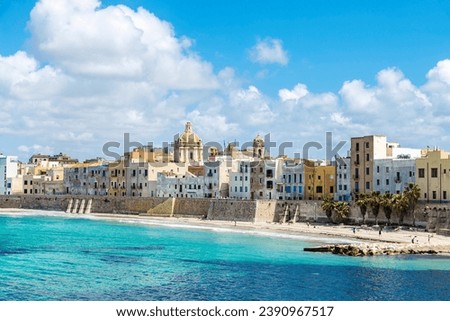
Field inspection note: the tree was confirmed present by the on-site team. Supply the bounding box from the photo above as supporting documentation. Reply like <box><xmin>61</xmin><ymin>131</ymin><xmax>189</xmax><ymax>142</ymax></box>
<box><xmin>392</xmin><ymin>193</ymin><xmax>409</xmax><ymax>225</ymax></box>
<box><xmin>321</xmin><ymin>195</ymin><xmax>334</xmax><ymax>221</ymax></box>
<box><xmin>333</xmin><ymin>201</ymin><xmax>350</xmax><ymax>223</ymax></box>
<box><xmin>368</xmin><ymin>191</ymin><xmax>382</xmax><ymax>225</ymax></box>
<box><xmin>404</xmin><ymin>183</ymin><xmax>421</xmax><ymax>226</ymax></box>
<box><xmin>380</xmin><ymin>192</ymin><xmax>393</xmax><ymax>225</ymax></box>
<box><xmin>355</xmin><ymin>193</ymin><xmax>369</xmax><ymax>224</ymax></box>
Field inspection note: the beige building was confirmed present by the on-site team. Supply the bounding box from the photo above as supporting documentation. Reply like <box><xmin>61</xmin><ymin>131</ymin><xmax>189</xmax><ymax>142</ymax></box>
<box><xmin>350</xmin><ymin>135</ymin><xmax>389</xmax><ymax>194</ymax></box>
<box><xmin>174</xmin><ymin>122</ymin><xmax>203</xmax><ymax>165</ymax></box>
<box><xmin>416</xmin><ymin>149</ymin><xmax>450</xmax><ymax>203</ymax></box>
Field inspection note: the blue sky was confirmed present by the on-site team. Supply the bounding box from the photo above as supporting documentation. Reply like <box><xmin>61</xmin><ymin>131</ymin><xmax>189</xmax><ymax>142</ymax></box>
<box><xmin>1</xmin><ymin>0</ymin><xmax>450</xmax><ymax>161</ymax></box>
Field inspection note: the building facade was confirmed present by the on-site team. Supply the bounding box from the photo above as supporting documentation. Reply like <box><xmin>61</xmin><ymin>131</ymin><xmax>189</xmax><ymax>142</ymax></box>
<box><xmin>350</xmin><ymin>135</ymin><xmax>388</xmax><ymax>195</ymax></box>
<box><xmin>304</xmin><ymin>161</ymin><xmax>336</xmax><ymax>200</ymax></box>
<box><xmin>335</xmin><ymin>157</ymin><xmax>351</xmax><ymax>201</ymax></box>
<box><xmin>0</xmin><ymin>155</ymin><xmax>18</xmax><ymax>195</ymax></box>
<box><xmin>278</xmin><ymin>159</ymin><xmax>304</xmax><ymax>200</ymax></box>
<box><xmin>416</xmin><ymin>149</ymin><xmax>450</xmax><ymax>203</ymax></box>
<box><xmin>174</xmin><ymin>122</ymin><xmax>203</xmax><ymax>165</ymax></box>
<box><xmin>64</xmin><ymin>162</ymin><xmax>110</xmax><ymax>196</ymax></box>
<box><xmin>372</xmin><ymin>158</ymin><xmax>416</xmax><ymax>194</ymax></box>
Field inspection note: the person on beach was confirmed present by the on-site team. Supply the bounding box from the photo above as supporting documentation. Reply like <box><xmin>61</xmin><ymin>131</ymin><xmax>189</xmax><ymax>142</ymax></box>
<box><xmin>412</xmin><ymin>236</ymin><xmax>417</xmax><ymax>244</ymax></box>
<box><xmin>378</xmin><ymin>226</ymin><xmax>382</xmax><ymax>236</ymax></box>
<box><xmin>352</xmin><ymin>227</ymin><xmax>356</xmax><ymax>234</ymax></box>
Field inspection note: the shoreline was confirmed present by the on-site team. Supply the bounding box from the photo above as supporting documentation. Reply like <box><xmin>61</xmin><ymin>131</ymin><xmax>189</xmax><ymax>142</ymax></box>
<box><xmin>1</xmin><ymin>208</ymin><xmax>450</xmax><ymax>256</ymax></box>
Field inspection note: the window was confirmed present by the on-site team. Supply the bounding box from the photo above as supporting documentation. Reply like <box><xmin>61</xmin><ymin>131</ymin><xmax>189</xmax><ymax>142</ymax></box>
<box><xmin>344</xmin><ymin>185</ymin><xmax>347</xmax><ymax>191</ymax></box>
<box><xmin>356</xmin><ymin>154</ymin><xmax>360</xmax><ymax>164</ymax></box>
<box><xmin>386</xmin><ymin>167</ymin><xmax>389</xmax><ymax>173</ymax></box>
<box><xmin>356</xmin><ymin>143</ymin><xmax>360</xmax><ymax>152</ymax></box>
<box><xmin>365</xmin><ymin>182</ymin><xmax>370</xmax><ymax>190</ymax></box>
<box><xmin>365</xmin><ymin>142</ymin><xmax>369</xmax><ymax>148</ymax></box>
<box><xmin>377</xmin><ymin>179</ymin><xmax>380</xmax><ymax>186</ymax></box>
<box><xmin>366</xmin><ymin>153</ymin><xmax>369</xmax><ymax>161</ymax></box>
<box><xmin>366</xmin><ymin>167</ymin><xmax>370</xmax><ymax>175</ymax></box>
<box><xmin>343</xmin><ymin>174</ymin><xmax>347</xmax><ymax>179</ymax></box>
<box><xmin>418</xmin><ymin>168</ymin><xmax>425</xmax><ymax>178</ymax></box>
<box><xmin>377</xmin><ymin>166</ymin><xmax>380</xmax><ymax>173</ymax></box>
<box><xmin>329</xmin><ymin>186</ymin><xmax>334</xmax><ymax>193</ymax></box>
<box><xmin>432</xmin><ymin>191</ymin><xmax>437</xmax><ymax>200</ymax></box>
<box><xmin>318</xmin><ymin>175</ymin><xmax>321</xmax><ymax>180</ymax></box>
<box><xmin>444</xmin><ymin>191</ymin><xmax>447</xmax><ymax>200</ymax></box>
<box><xmin>431</xmin><ymin>168</ymin><xmax>438</xmax><ymax>178</ymax></box>
<box><xmin>316</xmin><ymin>186</ymin><xmax>323</xmax><ymax>193</ymax></box>
<box><xmin>386</xmin><ymin>179</ymin><xmax>389</xmax><ymax>185</ymax></box>
<box><xmin>339</xmin><ymin>185</ymin><xmax>342</xmax><ymax>191</ymax></box>
<box><xmin>235</xmin><ymin>176</ymin><xmax>237</xmax><ymax>181</ymax></box>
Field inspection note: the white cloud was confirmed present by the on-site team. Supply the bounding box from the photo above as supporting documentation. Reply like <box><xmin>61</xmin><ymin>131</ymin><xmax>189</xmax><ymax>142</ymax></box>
<box><xmin>249</xmin><ymin>38</ymin><xmax>288</xmax><ymax>65</ymax></box>
<box><xmin>279</xmin><ymin>83</ymin><xmax>338</xmax><ymax>110</ymax></box>
<box><xmin>3</xmin><ymin>0</ymin><xmax>450</xmax><ymax>160</ymax></box>
<box><xmin>28</xmin><ymin>0</ymin><xmax>218</xmax><ymax>89</ymax></box>
<box><xmin>279</xmin><ymin>84</ymin><xmax>309</xmax><ymax>102</ymax></box>
<box><xmin>17</xmin><ymin>144</ymin><xmax>54</xmax><ymax>155</ymax></box>
<box><xmin>230</xmin><ymin>86</ymin><xmax>277</xmax><ymax>125</ymax></box>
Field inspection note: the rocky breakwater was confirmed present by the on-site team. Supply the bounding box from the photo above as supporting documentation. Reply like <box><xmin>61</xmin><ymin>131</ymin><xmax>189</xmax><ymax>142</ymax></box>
<box><xmin>304</xmin><ymin>243</ymin><xmax>450</xmax><ymax>256</ymax></box>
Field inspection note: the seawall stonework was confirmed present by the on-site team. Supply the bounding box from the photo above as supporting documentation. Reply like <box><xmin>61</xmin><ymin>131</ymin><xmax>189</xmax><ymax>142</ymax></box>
<box><xmin>1</xmin><ymin>196</ymin><xmax>449</xmax><ymax>233</ymax></box>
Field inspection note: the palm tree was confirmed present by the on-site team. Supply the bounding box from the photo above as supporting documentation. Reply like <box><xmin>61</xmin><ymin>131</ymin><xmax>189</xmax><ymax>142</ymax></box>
<box><xmin>321</xmin><ymin>195</ymin><xmax>334</xmax><ymax>221</ymax></box>
<box><xmin>404</xmin><ymin>183</ymin><xmax>421</xmax><ymax>226</ymax></box>
<box><xmin>380</xmin><ymin>192</ymin><xmax>393</xmax><ymax>225</ymax></box>
<box><xmin>355</xmin><ymin>193</ymin><xmax>369</xmax><ymax>224</ymax></box>
<box><xmin>392</xmin><ymin>193</ymin><xmax>409</xmax><ymax>225</ymax></box>
<box><xmin>368</xmin><ymin>191</ymin><xmax>382</xmax><ymax>225</ymax></box>
<box><xmin>333</xmin><ymin>201</ymin><xmax>350</xmax><ymax>223</ymax></box>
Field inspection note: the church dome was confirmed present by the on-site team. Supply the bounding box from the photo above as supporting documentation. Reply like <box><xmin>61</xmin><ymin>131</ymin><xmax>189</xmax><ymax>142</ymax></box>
<box><xmin>177</xmin><ymin>122</ymin><xmax>202</xmax><ymax>146</ymax></box>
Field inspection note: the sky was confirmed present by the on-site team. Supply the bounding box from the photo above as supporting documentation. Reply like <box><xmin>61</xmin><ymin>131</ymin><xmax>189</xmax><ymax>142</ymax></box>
<box><xmin>1</xmin><ymin>0</ymin><xmax>450</xmax><ymax>161</ymax></box>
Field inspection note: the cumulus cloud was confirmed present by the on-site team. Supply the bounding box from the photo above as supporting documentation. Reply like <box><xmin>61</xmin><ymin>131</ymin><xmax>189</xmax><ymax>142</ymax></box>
<box><xmin>279</xmin><ymin>83</ymin><xmax>338</xmax><ymax>109</ymax></box>
<box><xmin>230</xmin><ymin>86</ymin><xmax>277</xmax><ymax>125</ymax></box>
<box><xmin>249</xmin><ymin>38</ymin><xmax>288</xmax><ymax>65</ymax></box>
<box><xmin>3</xmin><ymin>0</ymin><xmax>450</xmax><ymax>160</ymax></box>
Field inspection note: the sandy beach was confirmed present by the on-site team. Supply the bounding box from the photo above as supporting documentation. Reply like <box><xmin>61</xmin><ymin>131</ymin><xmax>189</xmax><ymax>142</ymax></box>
<box><xmin>2</xmin><ymin>208</ymin><xmax>450</xmax><ymax>253</ymax></box>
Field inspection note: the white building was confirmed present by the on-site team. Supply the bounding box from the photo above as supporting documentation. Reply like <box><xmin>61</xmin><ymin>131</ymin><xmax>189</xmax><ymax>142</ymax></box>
<box><xmin>335</xmin><ymin>157</ymin><xmax>352</xmax><ymax>201</ymax></box>
<box><xmin>157</xmin><ymin>172</ymin><xmax>204</xmax><ymax>198</ymax></box>
<box><xmin>278</xmin><ymin>159</ymin><xmax>304</xmax><ymax>200</ymax></box>
<box><xmin>126</xmin><ymin>161</ymin><xmax>188</xmax><ymax>197</ymax></box>
<box><xmin>373</xmin><ymin>158</ymin><xmax>416</xmax><ymax>194</ymax></box>
<box><xmin>203</xmin><ymin>157</ymin><xmax>238</xmax><ymax>198</ymax></box>
<box><xmin>0</xmin><ymin>155</ymin><xmax>18</xmax><ymax>195</ymax></box>
<box><xmin>229</xmin><ymin>160</ymin><xmax>252</xmax><ymax>199</ymax></box>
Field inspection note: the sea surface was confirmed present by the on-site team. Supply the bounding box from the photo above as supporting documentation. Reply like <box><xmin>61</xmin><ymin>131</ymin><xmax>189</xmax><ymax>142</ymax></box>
<box><xmin>0</xmin><ymin>212</ymin><xmax>449</xmax><ymax>301</ymax></box>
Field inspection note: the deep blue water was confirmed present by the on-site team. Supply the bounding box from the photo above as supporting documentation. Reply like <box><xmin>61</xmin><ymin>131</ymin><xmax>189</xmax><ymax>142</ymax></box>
<box><xmin>0</xmin><ymin>212</ymin><xmax>449</xmax><ymax>301</ymax></box>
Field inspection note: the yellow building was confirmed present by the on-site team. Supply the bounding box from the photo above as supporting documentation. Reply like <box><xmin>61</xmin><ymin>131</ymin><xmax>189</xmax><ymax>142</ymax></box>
<box><xmin>304</xmin><ymin>161</ymin><xmax>336</xmax><ymax>200</ymax></box>
<box><xmin>416</xmin><ymin>149</ymin><xmax>450</xmax><ymax>202</ymax></box>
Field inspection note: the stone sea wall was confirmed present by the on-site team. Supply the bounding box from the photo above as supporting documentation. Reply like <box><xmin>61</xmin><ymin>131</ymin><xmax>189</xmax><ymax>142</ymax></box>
<box><xmin>1</xmin><ymin>195</ymin><xmax>449</xmax><ymax>233</ymax></box>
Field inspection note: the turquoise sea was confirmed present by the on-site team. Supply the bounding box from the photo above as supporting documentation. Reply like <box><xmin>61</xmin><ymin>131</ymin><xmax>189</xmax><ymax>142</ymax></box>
<box><xmin>0</xmin><ymin>212</ymin><xmax>449</xmax><ymax>301</ymax></box>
